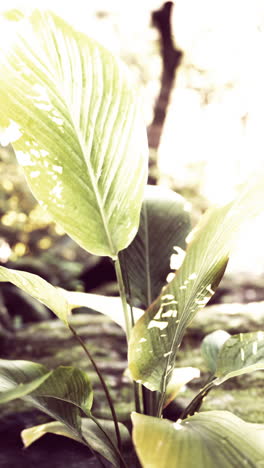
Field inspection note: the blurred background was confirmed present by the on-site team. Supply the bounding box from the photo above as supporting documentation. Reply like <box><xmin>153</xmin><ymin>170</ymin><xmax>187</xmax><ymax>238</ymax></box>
<box><xmin>1</xmin><ymin>0</ymin><xmax>264</xmax><ymax>330</ymax></box>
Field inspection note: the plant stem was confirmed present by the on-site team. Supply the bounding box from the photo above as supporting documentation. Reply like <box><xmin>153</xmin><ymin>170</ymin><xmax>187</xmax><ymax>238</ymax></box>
<box><xmin>142</xmin><ymin>387</ymin><xmax>158</xmax><ymax>416</ymax></box>
<box><xmin>133</xmin><ymin>381</ymin><xmax>142</xmax><ymax>414</ymax></box>
<box><xmin>89</xmin><ymin>414</ymin><xmax>129</xmax><ymax>468</ymax></box>
<box><xmin>128</xmin><ymin>299</ymin><xmax>142</xmax><ymax>414</ymax></box>
<box><xmin>114</xmin><ymin>256</ymin><xmax>142</xmax><ymax>414</ymax></box>
<box><xmin>88</xmin><ymin>446</ymin><xmax>107</xmax><ymax>468</ymax></box>
<box><xmin>69</xmin><ymin>324</ymin><xmax>122</xmax><ymax>452</ymax></box>
<box><xmin>179</xmin><ymin>380</ymin><xmax>215</xmax><ymax>420</ymax></box>
<box><xmin>156</xmin><ymin>391</ymin><xmax>166</xmax><ymax>418</ymax></box>
<box><xmin>114</xmin><ymin>257</ymin><xmax>132</xmax><ymax>341</ymax></box>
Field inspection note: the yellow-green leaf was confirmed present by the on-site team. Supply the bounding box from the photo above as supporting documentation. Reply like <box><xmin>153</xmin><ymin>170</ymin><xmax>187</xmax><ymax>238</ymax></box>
<box><xmin>132</xmin><ymin>411</ymin><xmax>264</xmax><ymax>468</ymax></box>
<box><xmin>214</xmin><ymin>331</ymin><xmax>264</xmax><ymax>385</ymax></box>
<box><xmin>201</xmin><ymin>330</ymin><xmax>231</xmax><ymax>374</ymax></box>
<box><xmin>129</xmin><ymin>177</ymin><xmax>264</xmax><ymax>391</ymax></box>
<box><xmin>0</xmin><ymin>9</ymin><xmax>148</xmax><ymax>258</ymax></box>
<box><xmin>0</xmin><ymin>359</ymin><xmax>93</xmax><ymax>439</ymax></box>
<box><xmin>22</xmin><ymin>418</ymin><xmax>130</xmax><ymax>467</ymax></box>
<box><xmin>0</xmin><ymin>266</ymin><xmax>69</xmax><ymax>325</ymax></box>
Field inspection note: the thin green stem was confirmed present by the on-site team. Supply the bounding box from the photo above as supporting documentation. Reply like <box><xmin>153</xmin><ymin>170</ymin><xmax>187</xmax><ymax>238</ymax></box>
<box><xmin>89</xmin><ymin>413</ymin><xmax>128</xmax><ymax>468</ymax></box>
<box><xmin>128</xmin><ymin>298</ymin><xmax>142</xmax><ymax>414</ymax></box>
<box><xmin>69</xmin><ymin>324</ymin><xmax>122</xmax><ymax>452</ymax></box>
<box><xmin>119</xmin><ymin>251</ymin><xmax>136</xmax><ymax>328</ymax></box>
<box><xmin>114</xmin><ymin>256</ymin><xmax>142</xmax><ymax>414</ymax></box>
<box><xmin>133</xmin><ymin>380</ymin><xmax>142</xmax><ymax>414</ymax></box>
<box><xmin>157</xmin><ymin>391</ymin><xmax>166</xmax><ymax>418</ymax></box>
<box><xmin>156</xmin><ymin>354</ymin><xmax>176</xmax><ymax>418</ymax></box>
<box><xmin>114</xmin><ymin>257</ymin><xmax>132</xmax><ymax>341</ymax></box>
<box><xmin>89</xmin><ymin>414</ymin><xmax>129</xmax><ymax>468</ymax></box>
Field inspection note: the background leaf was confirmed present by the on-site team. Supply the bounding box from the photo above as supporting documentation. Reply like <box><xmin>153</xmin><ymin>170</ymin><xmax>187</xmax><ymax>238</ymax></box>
<box><xmin>132</xmin><ymin>410</ymin><xmax>264</xmax><ymax>468</ymax></box>
<box><xmin>0</xmin><ymin>266</ymin><xmax>70</xmax><ymax>325</ymax></box>
<box><xmin>61</xmin><ymin>289</ymin><xmax>143</xmax><ymax>330</ymax></box>
<box><xmin>164</xmin><ymin>367</ymin><xmax>200</xmax><ymax>408</ymax></box>
<box><xmin>0</xmin><ymin>9</ymin><xmax>148</xmax><ymax>258</ymax></box>
<box><xmin>129</xmin><ymin>178</ymin><xmax>264</xmax><ymax>392</ymax></box>
<box><xmin>214</xmin><ymin>331</ymin><xmax>264</xmax><ymax>385</ymax></box>
<box><xmin>201</xmin><ymin>330</ymin><xmax>231</xmax><ymax>374</ymax></box>
<box><xmin>0</xmin><ymin>359</ymin><xmax>93</xmax><ymax>439</ymax></box>
<box><xmin>119</xmin><ymin>185</ymin><xmax>191</xmax><ymax>308</ymax></box>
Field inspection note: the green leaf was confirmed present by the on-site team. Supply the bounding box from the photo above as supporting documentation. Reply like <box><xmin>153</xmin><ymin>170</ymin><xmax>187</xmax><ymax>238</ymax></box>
<box><xmin>214</xmin><ymin>331</ymin><xmax>264</xmax><ymax>385</ymax></box>
<box><xmin>22</xmin><ymin>418</ymin><xmax>131</xmax><ymax>467</ymax></box>
<box><xmin>132</xmin><ymin>411</ymin><xmax>264</xmax><ymax>468</ymax></box>
<box><xmin>0</xmin><ymin>266</ymin><xmax>70</xmax><ymax>325</ymax></box>
<box><xmin>60</xmin><ymin>289</ymin><xmax>143</xmax><ymax>330</ymax></box>
<box><xmin>119</xmin><ymin>185</ymin><xmax>191</xmax><ymax>308</ymax></box>
<box><xmin>0</xmin><ymin>359</ymin><xmax>51</xmax><ymax>403</ymax></box>
<box><xmin>0</xmin><ymin>359</ymin><xmax>93</xmax><ymax>438</ymax></box>
<box><xmin>0</xmin><ymin>9</ymin><xmax>148</xmax><ymax>258</ymax></box>
<box><xmin>201</xmin><ymin>330</ymin><xmax>231</xmax><ymax>374</ymax></box>
<box><xmin>129</xmin><ymin>178</ymin><xmax>264</xmax><ymax>392</ymax></box>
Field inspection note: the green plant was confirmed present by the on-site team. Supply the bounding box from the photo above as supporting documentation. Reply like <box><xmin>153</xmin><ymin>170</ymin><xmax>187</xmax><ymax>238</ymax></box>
<box><xmin>0</xmin><ymin>9</ymin><xmax>264</xmax><ymax>468</ymax></box>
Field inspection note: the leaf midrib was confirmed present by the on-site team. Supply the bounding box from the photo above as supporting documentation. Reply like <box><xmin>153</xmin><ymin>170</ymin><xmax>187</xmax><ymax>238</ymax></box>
<box><xmin>159</xmin><ymin>212</ymin><xmax>231</xmax><ymax>391</ymax></box>
<box><xmin>70</xmin><ymin>117</ymin><xmax>116</xmax><ymax>257</ymax></box>
<box><xmin>43</xmin><ymin>28</ymin><xmax>117</xmax><ymax>258</ymax></box>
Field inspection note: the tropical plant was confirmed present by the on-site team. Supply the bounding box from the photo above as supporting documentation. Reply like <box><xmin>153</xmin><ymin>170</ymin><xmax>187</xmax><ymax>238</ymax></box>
<box><xmin>0</xmin><ymin>8</ymin><xmax>264</xmax><ymax>468</ymax></box>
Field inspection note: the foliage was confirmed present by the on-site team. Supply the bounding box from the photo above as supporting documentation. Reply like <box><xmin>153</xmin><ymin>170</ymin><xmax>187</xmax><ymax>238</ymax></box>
<box><xmin>0</xmin><ymin>8</ymin><xmax>264</xmax><ymax>468</ymax></box>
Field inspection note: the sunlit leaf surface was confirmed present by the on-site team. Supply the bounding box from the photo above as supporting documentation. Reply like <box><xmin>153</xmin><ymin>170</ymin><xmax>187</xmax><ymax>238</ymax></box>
<box><xmin>0</xmin><ymin>266</ymin><xmax>70</xmax><ymax>325</ymax></box>
<box><xmin>201</xmin><ymin>330</ymin><xmax>230</xmax><ymax>374</ymax></box>
<box><xmin>0</xmin><ymin>9</ymin><xmax>148</xmax><ymax>257</ymax></box>
<box><xmin>22</xmin><ymin>420</ymin><xmax>79</xmax><ymax>447</ymax></box>
<box><xmin>0</xmin><ymin>359</ymin><xmax>92</xmax><ymax>438</ymax></box>
<box><xmin>129</xmin><ymin>178</ymin><xmax>264</xmax><ymax>391</ymax></box>
<box><xmin>214</xmin><ymin>331</ymin><xmax>264</xmax><ymax>385</ymax></box>
<box><xmin>132</xmin><ymin>411</ymin><xmax>264</xmax><ymax>468</ymax></box>
<box><xmin>120</xmin><ymin>185</ymin><xmax>191</xmax><ymax>308</ymax></box>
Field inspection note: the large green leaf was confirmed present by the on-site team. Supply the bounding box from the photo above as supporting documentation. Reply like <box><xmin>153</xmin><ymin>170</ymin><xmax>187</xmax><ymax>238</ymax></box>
<box><xmin>214</xmin><ymin>331</ymin><xmax>264</xmax><ymax>385</ymax></box>
<box><xmin>132</xmin><ymin>411</ymin><xmax>264</xmax><ymax>468</ymax></box>
<box><xmin>119</xmin><ymin>185</ymin><xmax>191</xmax><ymax>308</ymax></box>
<box><xmin>0</xmin><ymin>359</ymin><xmax>93</xmax><ymax>438</ymax></box>
<box><xmin>0</xmin><ymin>359</ymin><xmax>127</xmax><ymax>465</ymax></box>
<box><xmin>201</xmin><ymin>330</ymin><xmax>231</xmax><ymax>374</ymax></box>
<box><xmin>0</xmin><ymin>266</ymin><xmax>70</xmax><ymax>325</ymax></box>
<box><xmin>129</xmin><ymin>178</ymin><xmax>264</xmax><ymax>392</ymax></box>
<box><xmin>22</xmin><ymin>418</ymin><xmax>130</xmax><ymax>467</ymax></box>
<box><xmin>0</xmin><ymin>9</ymin><xmax>148</xmax><ymax>258</ymax></box>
